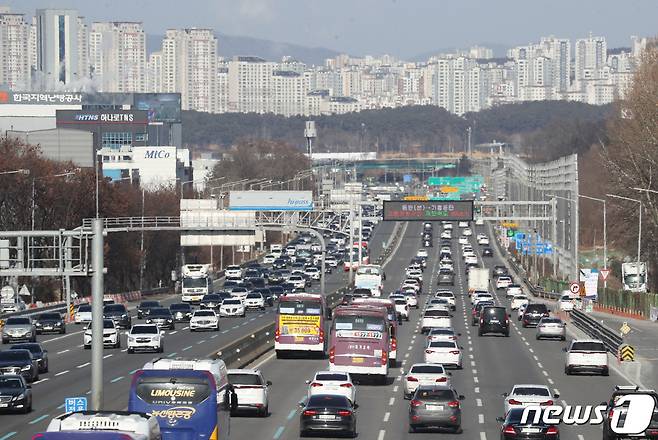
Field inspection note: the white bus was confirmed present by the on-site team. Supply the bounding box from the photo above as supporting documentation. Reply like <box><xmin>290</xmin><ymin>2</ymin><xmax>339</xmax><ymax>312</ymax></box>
<box><xmin>39</xmin><ymin>411</ymin><xmax>161</xmax><ymax>439</ymax></box>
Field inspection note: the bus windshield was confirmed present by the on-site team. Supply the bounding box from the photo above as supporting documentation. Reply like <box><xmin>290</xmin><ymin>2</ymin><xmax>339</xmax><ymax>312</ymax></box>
<box><xmin>183</xmin><ymin>278</ymin><xmax>208</xmax><ymax>289</ymax></box>
<box><xmin>129</xmin><ymin>370</ymin><xmax>229</xmax><ymax>440</ymax></box>
<box><xmin>278</xmin><ymin>300</ymin><xmax>322</xmax><ymax>315</ymax></box>
<box><xmin>335</xmin><ymin>315</ymin><xmax>385</xmax><ymax>334</ymax></box>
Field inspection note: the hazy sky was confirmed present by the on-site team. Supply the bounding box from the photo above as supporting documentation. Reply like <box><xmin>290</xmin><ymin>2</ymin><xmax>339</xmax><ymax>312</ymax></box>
<box><xmin>8</xmin><ymin>0</ymin><xmax>658</xmax><ymax>57</ymax></box>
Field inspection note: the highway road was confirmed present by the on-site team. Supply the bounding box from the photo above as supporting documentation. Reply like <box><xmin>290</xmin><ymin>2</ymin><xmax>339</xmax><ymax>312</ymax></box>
<box><xmin>2</xmin><ymin>220</ymin><xmax>396</xmax><ymax>440</ymax></box>
<box><xmin>227</xmin><ymin>221</ymin><xmax>637</xmax><ymax>440</ymax></box>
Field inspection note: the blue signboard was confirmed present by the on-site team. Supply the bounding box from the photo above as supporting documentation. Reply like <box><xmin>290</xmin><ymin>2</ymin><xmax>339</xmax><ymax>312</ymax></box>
<box><xmin>515</xmin><ymin>232</ymin><xmax>526</xmax><ymax>241</ymax></box>
<box><xmin>403</xmin><ymin>174</ymin><xmax>412</xmax><ymax>183</ymax></box>
<box><xmin>65</xmin><ymin>397</ymin><xmax>87</xmax><ymax>413</ymax></box>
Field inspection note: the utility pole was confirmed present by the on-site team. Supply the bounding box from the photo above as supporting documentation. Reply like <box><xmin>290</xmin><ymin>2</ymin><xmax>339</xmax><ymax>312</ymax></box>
<box><xmin>91</xmin><ymin>218</ymin><xmax>104</xmax><ymax>410</ymax></box>
<box><xmin>467</xmin><ymin>126</ymin><xmax>472</xmax><ymax>157</ymax></box>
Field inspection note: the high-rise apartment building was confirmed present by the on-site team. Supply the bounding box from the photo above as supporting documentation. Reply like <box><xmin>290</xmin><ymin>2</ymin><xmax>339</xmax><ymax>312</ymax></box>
<box><xmin>77</xmin><ymin>17</ymin><xmax>89</xmax><ymax>82</ymax></box>
<box><xmin>227</xmin><ymin>56</ymin><xmax>276</xmax><ymax>113</ymax></box>
<box><xmin>36</xmin><ymin>9</ymin><xmax>80</xmax><ymax>89</ymax></box>
<box><xmin>162</xmin><ymin>28</ymin><xmax>218</xmax><ymax>112</ymax></box>
<box><xmin>89</xmin><ymin>21</ymin><xmax>146</xmax><ymax>92</ymax></box>
<box><xmin>0</xmin><ymin>11</ymin><xmax>31</xmax><ymax>90</ymax></box>
<box><xmin>575</xmin><ymin>34</ymin><xmax>607</xmax><ymax>89</ymax></box>
<box><xmin>147</xmin><ymin>51</ymin><xmax>162</xmax><ymax>93</ymax></box>
<box><xmin>540</xmin><ymin>37</ymin><xmax>570</xmax><ymax>92</ymax></box>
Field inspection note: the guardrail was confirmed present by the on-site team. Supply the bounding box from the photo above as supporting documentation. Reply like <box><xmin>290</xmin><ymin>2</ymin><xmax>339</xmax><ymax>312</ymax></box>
<box><xmin>570</xmin><ymin>309</ymin><xmax>623</xmax><ymax>355</ymax></box>
<box><xmin>375</xmin><ymin>222</ymin><xmax>404</xmax><ymax>267</ymax></box>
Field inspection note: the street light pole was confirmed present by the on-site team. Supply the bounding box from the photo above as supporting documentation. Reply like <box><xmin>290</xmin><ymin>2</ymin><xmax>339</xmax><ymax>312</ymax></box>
<box><xmin>579</xmin><ymin>195</ymin><xmax>607</xmax><ymax>286</ymax></box>
<box><xmin>606</xmin><ymin>193</ymin><xmax>642</xmax><ymax>267</ymax></box>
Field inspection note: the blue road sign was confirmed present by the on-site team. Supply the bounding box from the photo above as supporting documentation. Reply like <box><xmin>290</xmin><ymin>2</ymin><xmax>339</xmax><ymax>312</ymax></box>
<box><xmin>65</xmin><ymin>397</ymin><xmax>87</xmax><ymax>413</ymax></box>
<box><xmin>515</xmin><ymin>232</ymin><xmax>525</xmax><ymax>240</ymax></box>
<box><xmin>403</xmin><ymin>174</ymin><xmax>412</xmax><ymax>183</ymax></box>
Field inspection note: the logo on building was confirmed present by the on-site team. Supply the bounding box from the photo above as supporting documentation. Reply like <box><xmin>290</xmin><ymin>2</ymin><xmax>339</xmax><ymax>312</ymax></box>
<box><xmin>144</xmin><ymin>150</ymin><xmax>171</xmax><ymax>159</ymax></box>
<box><xmin>74</xmin><ymin>114</ymin><xmax>99</xmax><ymax>121</ymax></box>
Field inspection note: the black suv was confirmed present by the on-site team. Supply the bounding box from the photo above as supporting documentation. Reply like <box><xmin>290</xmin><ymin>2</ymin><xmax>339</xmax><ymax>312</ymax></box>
<box><xmin>493</xmin><ymin>265</ymin><xmax>509</xmax><ymax>277</ymax></box>
<box><xmin>521</xmin><ymin>304</ymin><xmax>550</xmax><ymax>327</ymax></box>
<box><xmin>602</xmin><ymin>386</ymin><xmax>658</xmax><ymax>440</ymax></box>
<box><xmin>34</xmin><ymin>312</ymin><xmax>66</xmax><ymax>335</ymax></box>
<box><xmin>478</xmin><ymin>306</ymin><xmax>510</xmax><ymax>336</ymax></box>
<box><xmin>471</xmin><ymin>301</ymin><xmax>495</xmax><ymax>325</ymax></box>
<box><xmin>137</xmin><ymin>300</ymin><xmax>161</xmax><ymax>319</ymax></box>
<box><xmin>103</xmin><ymin>303</ymin><xmax>132</xmax><ymax>329</ymax></box>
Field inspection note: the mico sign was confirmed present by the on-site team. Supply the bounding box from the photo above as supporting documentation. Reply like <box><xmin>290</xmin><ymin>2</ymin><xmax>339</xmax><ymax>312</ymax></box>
<box><xmin>144</xmin><ymin>150</ymin><xmax>171</xmax><ymax>159</ymax></box>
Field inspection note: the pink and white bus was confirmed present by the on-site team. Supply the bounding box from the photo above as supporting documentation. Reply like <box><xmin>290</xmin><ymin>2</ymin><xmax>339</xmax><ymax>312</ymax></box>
<box><xmin>275</xmin><ymin>293</ymin><xmax>328</xmax><ymax>358</ymax></box>
<box><xmin>329</xmin><ymin>305</ymin><xmax>390</xmax><ymax>383</ymax></box>
<box><xmin>349</xmin><ymin>299</ymin><xmax>398</xmax><ymax>367</ymax></box>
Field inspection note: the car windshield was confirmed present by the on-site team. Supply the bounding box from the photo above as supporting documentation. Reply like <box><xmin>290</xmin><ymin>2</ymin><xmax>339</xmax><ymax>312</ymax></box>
<box><xmin>429</xmin><ymin>329</ymin><xmax>454</xmax><ymax>335</ymax></box>
<box><xmin>513</xmin><ymin>387</ymin><xmax>550</xmax><ymax>396</ymax></box>
<box><xmin>78</xmin><ymin>305</ymin><xmax>92</xmax><ymax>312</ymax></box>
<box><xmin>183</xmin><ymin>278</ymin><xmax>208</xmax><ymax>288</ymax></box>
<box><xmin>223</xmin><ymin>299</ymin><xmax>241</xmax><ymax>305</ymax></box>
<box><xmin>246</xmin><ymin>294</ymin><xmax>262</xmax><ymax>299</ymax></box>
<box><xmin>102</xmin><ymin>320</ymin><xmax>115</xmax><ymax>329</ymax></box>
<box><xmin>0</xmin><ymin>351</ymin><xmax>30</xmax><ymax>361</ymax></box>
<box><xmin>410</xmin><ymin>365</ymin><xmax>445</xmax><ymax>374</ymax></box>
<box><xmin>194</xmin><ymin>311</ymin><xmax>216</xmax><ymax>317</ymax></box>
<box><xmin>525</xmin><ymin>305</ymin><xmax>548</xmax><ymax>313</ymax></box>
<box><xmin>38</xmin><ymin>313</ymin><xmax>61</xmax><ymax>320</ymax></box>
<box><xmin>541</xmin><ymin>318</ymin><xmax>562</xmax><ymax>324</ymax></box>
<box><xmin>228</xmin><ymin>373</ymin><xmax>262</xmax><ymax>385</ymax></box>
<box><xmin>506</xmin><ymin>408</ymin><xmax>555</xmax><ymax>425</ymax></box>
<box><xmin>131</xmin><ymin>326</ymin><xmax>158</xmax><ymax>334</ymax></box>
<box><xmin>202</xmin><ymin>295</ymin><xmax>221</xmax><ymax>301</ymax></box>
<box><xmin>10</xmin><ymin>344</ymin><xmax>40</xmax><ymax>354</ymax></box>
<box><xmin>6</xmin><ymin>318</ymin><xmax>30</xmax><ymax>325</ymax></box>
<box><xmin>415</xmin><ymin>388</ymin><xmax>455</xmax><ymax>400</ymax></box>
<box><xmin>0</xmin><ymin>377</ymin><xmax>22</xmax><ymax>388</ymax></box>
<box><xmin>571</xmin><ymin>341</ymin><xmax>606</xmax><ymax>351</ymax></box>
<box><xmin>307</xmin><ymin>394</ymin><xmax>350</xmax><ymax>408</ymax></box>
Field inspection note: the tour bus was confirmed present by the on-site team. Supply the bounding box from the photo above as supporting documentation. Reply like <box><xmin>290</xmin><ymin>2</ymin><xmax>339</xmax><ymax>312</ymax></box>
<box><xmin>329</xmin><ymin>305</ymin><xmax>390</xmax><ymax>383</ymax></box>
<box><xmin>275</xmin><ymin>293</ymin><xmax>329</xmax><ymax>358</ymax></box>
<box><xmin>353</xmin><ymin>264</ymin><xmax>385</xmax><ymax>297</ymax></box>
<box><xmin>129</xmin><ymin>368</ymin><xmax>232</xmax><ymax>440</ymax></box>
<box><xmin>181</xmin><ymin>264</ymin><xmax>213</xmax><ymax>303</ymax></box>
<box><xmin>350</xmin><ymin>298</ymin><xmax>398</xmax><ymax>366</ymax></box>
<box><xmin>34</xmin><ymin>411</ymin><xmax>161</xmax><ymax>440</ymax></box>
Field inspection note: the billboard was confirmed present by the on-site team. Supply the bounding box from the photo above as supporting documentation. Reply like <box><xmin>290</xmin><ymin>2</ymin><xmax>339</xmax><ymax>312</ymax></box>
<box><xmin>383</xmin><ymin>200</ymin><xmax>474</xmax><ymax>221</ymax></box>
<box><xmin>229</xmin><ymin>191</ymin><xmax>314</xmax><ymax>211</ymax></box>
<box><xmin>56</xmin><ymin>109</ymin><xmax>148</xmax><ymax>125</ymax></box>
<box><xmin>0</xmin><ymin>91</ymin><xmax>82</xmax><ymax>105</ymax></box>
<box><xmin>134</xmin><ymin>93</ymin><xmax>182</xmax><ymax>123</ymax></box>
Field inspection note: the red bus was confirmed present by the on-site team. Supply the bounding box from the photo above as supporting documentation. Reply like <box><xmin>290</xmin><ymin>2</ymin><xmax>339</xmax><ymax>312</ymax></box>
<box><xmin>275</xmin><ymin>293</ymin><xmax>328</xmax><ymax>358</ymax></box>
<box><xmin>329</xmin><ymin>305</ymin><xmax>390</xmax><ymax>383</ymax></box>
<box><xmin>349</xmin><ymin>298</ymin><xmax>398</xmax><ymax>366</ymax></box>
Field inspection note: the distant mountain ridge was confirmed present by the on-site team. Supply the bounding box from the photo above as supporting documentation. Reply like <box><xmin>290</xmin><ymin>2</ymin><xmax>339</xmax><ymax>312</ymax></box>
<box><xmin>146</xmin><ymin>33</ymin><xmax>342</xmax><ymax>66</ymax></box>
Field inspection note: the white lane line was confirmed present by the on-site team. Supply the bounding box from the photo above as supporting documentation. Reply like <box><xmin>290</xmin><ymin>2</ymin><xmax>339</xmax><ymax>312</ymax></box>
<box><xmin>537</xmin><ymin>362</ymin><xmax>543</xmax><ymax>368</ymax></box>
<box><xmin>578</xmin><ymin>435</ymin><xmax>585</xmax><ymax>440</ymax></box>
<box><xmin>547</xmin><ymin>378</ymin><xmax>554</xmax><ymax>385</ymax></box>
<box><xmin>388</xmin><ymin>397</ymin><xmax>395</xmax><ymax>406</ymax></box>
<box><xmin>383</xmin><ymin>411</ymin><xmax>390</xmax><ymax>422</ymax></box>
<box><xmin>542</xmin><ymin>371</ymin><xmax>549</xmax><ymax>377</ymax></box>
<box><xmin>55</xmin><ymin>370</ymin><xmax>69</xmax><ymax>377</ymax></box>
<box><xmin>472</xmin><ymin>369</ymin><xmax>477</xmax><ymax>374</ymax></box>
<box><xmin>471</xmin><ymin>361</ymin><xmax>476</xmax><ymax>367</ymax></box>
<box><xmin>393</xmin><ymin>385</ymin><xmax>399</xmax><ymax>393</ymax></box>
<box><xmin>469</xmin><ymin>354</ymin><xmax>474</xmax><ymax>359</ymax></box>
<box><xmin>404</xmin><ymin>352</ymin><xmax>410</xmax><ymax>358</ymax></box>
<box><xmin>554</xmin><ymin>388</ymin><xmax>560</xmax><ymax>396</ymax></box>
<box><xmin>476</xmin><ymin>398</ymin><xmax>482</xmax><ymax>406</ymax></box>
<box><xmin>182</xmin><ymin>326</ymin><xmax>189</xmax><ymax>330</ymax></box>
<box><xmin>121</xmin><ymin>349</ymin><xmax>127</xmax><ymax>352</ymax></box>
<box><xmin>479</xmin><ymin>414</ymin><xmax>484</xmax><ymax>424</ymax></box>
<box><xmin>473</xmin><ymin>376</ymin><xmax>479</xmax><ymax>383</ymax></box>
<box><xmin>169</xmin><ymin>331</ymin><xmax>178</xmax><ymax>335</ymax></box>
<box><xmin>480</xmin><ymin>432</ymin><xmax>487</xmax><ymax>440</ymax></box>
<box><xmin>56</xmin><ymin>349</ymin><xmax>69</xmax><ymax>354</ymax></box>
<box><xmin>561</xmin><ymin>400</ymin><xmax>568</xmax><ymax>406</ymax></box>
<box><xmin>528</xmin><ymin>348</ymin><xmax>534</xmax><ymax>353</ymax></box>
<box><xmin>377</xmin><ymin>430</ymin><xmax>386</xmax><ymax>440</ymax></box>
<box><xmin>32</xmin><ymin>378</ymin><xmax>49</xmax><ymax>385</ymax></box>
<box><xmin>474</xmin><ymin>387</ymin><xmax>480</xmax><ymax>393</ymax></box>
<box><xmin>77</xmin><ymin>362</ymin><xmax>90</xmax><ymax>369</ymax></box>
<box><xmin>103</xmin><ymin>354</ymin><xmax>113</xmax><ymax>359</ymax></box>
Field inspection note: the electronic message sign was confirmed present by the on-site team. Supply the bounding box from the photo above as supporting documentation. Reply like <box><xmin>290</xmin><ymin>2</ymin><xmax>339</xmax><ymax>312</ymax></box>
<box><xmin>383</xmin><ymin>200</ymin><xmax>474</xmax><ymax>221</ymax></box>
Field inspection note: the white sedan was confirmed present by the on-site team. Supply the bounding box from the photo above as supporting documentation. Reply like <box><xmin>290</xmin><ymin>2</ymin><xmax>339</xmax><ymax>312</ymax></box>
<box><xmin>423</xmin><ymin>340</ymin><xmax>462</xmax><ymax>368</ymax></box>
<box><xmin>307</xmin><ymin>371</ymin><xmax>356</xmax><ymax>404</ymax></box>
<box><xmin>219</xmin><ymin>298</ymin><xmax>246</xmax><ymax>317</ymax></box>
<box><xmin>462</xmin><ymin>228</ymin><xmax>473</xmax><ymax>236</ymax></box>
<box><xmin>263</xmin><ymin>254</ymin><xmax>277</xmax><ymax>264</ymax></box>
<box><xmin>458</xmin><ymin>236</ymin><xmax>468</xmax><ymax>245</ymax></box>
<box><xmin>440</xmin><ymin>230</ymin><xmax>452</xmax><ymax>239</ymax></box>
<box><xmin>510</xmin><ymin>294</ymin><xmax>529</xmax><ymax>311</ymax></box>
<box><xmin>434</xmin><ymin>291</ymin><xmax>456</xmax><ymax>310</ymax></box>
<box><xmin>393</xmin><ymin>298</ymin><xmax>410</xmax><ymax>320</ymax></box>
<box><xmin>416</xmin><ymin>249</ymin><xmax>429</xmax><ymax>258</ymax></box>
<box><xmin>403</xmin><ymin>363</ymin><xmax>451</xmax><ymax>399</ymax></box>
<box><xmin>503</xmin><ymin>384</ymin><xmax>558</xmax><ymax>414</ymax></box>
<box><xmin>558</xmin><ymin>294</ymin><xmax>576</xmax><ymax>312</ymax></box>
<box><xmin>496</xmin><ymin>276</ymin><xmax>513</xmax><ymax>290</ymax></box>
<box><xmin>190</xmin><ymin>310</ymin><xmax>220</xmax><ymax>331</ymax></box>
<box><xmin>404</xmin><ymin>291</ymin><xmax>419</xmax><ymax>308</ymax></box>
<box><xmin>505</xmin><ymin>284</ymin><xmax>523</xmax><ymax>298</ymax></box>
<box><xmin>477</xmin><ymin>236</ymin><xmax>490</xmax><ymax>246</ymax></box>
<box><xmin>426</xmin><ymin>327</ymin><xmax>460</xmax><ymax>343</ymax></box>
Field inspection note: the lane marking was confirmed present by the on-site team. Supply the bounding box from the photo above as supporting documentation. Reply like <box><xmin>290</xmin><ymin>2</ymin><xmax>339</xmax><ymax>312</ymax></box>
<box><xmin>0</xmin><ymin>432</ymin><xmax>17</xmax><ymax>439</ymax></box>
<box><xmin>56</xmin><ymin>349</ymin><xmax>69</xmax><ymax>354</ymax></box>
<box><xmin>29</xmin><ymin>414</ymin><xmax>50</xmax><ymax>425</ymax></box>
<box><xmin>547</xmin><ymin>378</ymin><xmax>554</xmax><ymax>385</ymax></box>
<box><xmin>479</xmin><ymin>414</ymin><xmax>484</xmax><ymax>424</ymax></box>
<box><xmin>182</xmin><ymin>345</ymin><xmax>193</xmax><ymax>351</ymax></box>
<box><xmin>273</xmin><ymin>426</ymin><xmax>285</xmax><ymax>439</ymax></box>
<box><xmin>388</xmin><ymin>397</ymin><xmax>395</xmax><ymax>406</ymax></box>
<box><xmin>393</xmin><ymin>385</ymin><xmax>399</xmax><ymax>393</ymax></box>
<box><xmin>77</xmin><ymin>362</ymin><xmax>90</xmax><ymax>369</ymax></box>
<box><xmin>197</xmin><ymin>340</ymin><xmax>206</xmax><ymax>345</ymax></box>
<box><xmin>383</xmin><ymin>411</ymin><xmax>390</xmax><ymax>422</ymax></box>
<box><xmin>286</xmin><ymin>409</ymin><xmax>296</xmax><ymax>420</ymax></box>
<box><xmin>103</xmin><ymin>354</ymin><xmax>113</xmax><ymax>359</ymax></box>
<box><xmin>32</xmin><ymin>378</ymin><xmax>49</xmax><ymax>385</ymax></box>
<box><xmin>476</xmin><ymin>398</ymin><xmax>482</xmax><ymax>406</ymax></box>
<box><xmin>542</xmin><ymin>370</ymin><xmax>549</xmax><ymax>377</ymax></box>
<box><xmin>55</xmin><ymin>370</ymin><xmax>69</xmax><ymax>376</ymax></box>
<box><xmin>169</xmin><ymin>331</ymin><xmax>178</xmax><ymax>335</ymax></box>
<box><xmin>474</xmin><ymin>387</ymin><xmax>480</xmax><ymax>393</ymax></box>
<box><xmin>473</xmin><ymin>376</ymin><xmax>479</xmax><ymax>383</ymax></box>
<box><xmin>182</xmin><ymin>326</ymin><xmax>189</xmax><ymax>330</ymax></box>
<box><xmin>480</xmin><ymin>432</ymin><xmax>487</xmax><ymax>440</ymax></box>
<box><xmin>377</xmin><ymin>430</ymin><xmax>386</xmax><ymax>440</ymax></box>
<box><xmin>110</xmin><ymin>376</ymin><xmax>124</xmax><ymax>383</ymax></box>
<box><xmin>167</xmin><ymin>352</ymin><xmax>178</xmax><ymax>358</ymax></box>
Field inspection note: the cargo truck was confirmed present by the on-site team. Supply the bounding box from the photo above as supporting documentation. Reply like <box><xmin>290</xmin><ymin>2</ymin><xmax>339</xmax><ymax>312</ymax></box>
<box><xmin>467</xmin><ymin>268</ymin><xmax>490</xmax><ymax>295</ymax></box>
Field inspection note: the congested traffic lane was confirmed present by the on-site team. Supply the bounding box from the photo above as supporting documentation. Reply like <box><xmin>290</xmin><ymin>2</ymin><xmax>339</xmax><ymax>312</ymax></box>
<box><xmin>232</xmin><ymin>220</ymin><xmax>640</xmax><ymax>440</ymax></box>
<box><xmin>5</xmin><ymin>223</ymin><xmax>395</xmax><ymax>439</ymax></box>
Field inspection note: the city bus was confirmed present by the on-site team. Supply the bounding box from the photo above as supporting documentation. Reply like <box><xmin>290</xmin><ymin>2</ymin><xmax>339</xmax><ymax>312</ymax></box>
<box><xmin>329</xmin><ymin>305</ymin><xmax>390</xmax><ymax>383</ymax></box>
<box><xmin>275</xmin><ymin>293</ymin><xmax>329</xmax><ymax>358</ymax></box>
<box><xmin>350</xmin><ymin>298</ymin><xmax>398</xmax><ymax>366</ymax></box>
<box><xmin>128</xmin><ymin>369</ymin><xmax>232</xmax><ymax>440</ymax></box>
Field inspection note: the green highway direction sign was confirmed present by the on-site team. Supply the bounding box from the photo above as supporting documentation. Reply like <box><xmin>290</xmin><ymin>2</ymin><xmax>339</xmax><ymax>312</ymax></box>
<box><xmin>427</xmin><ymin>175</ymin><xmax>484</xmax><ymax>195</ymax></box>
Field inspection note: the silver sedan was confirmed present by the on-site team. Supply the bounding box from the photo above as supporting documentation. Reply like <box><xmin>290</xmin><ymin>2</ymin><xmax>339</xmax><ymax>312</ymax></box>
<box><xmin>536</xmin><ymin>317</ymin><xmax>566</xmax><ymax>340</ymax></box>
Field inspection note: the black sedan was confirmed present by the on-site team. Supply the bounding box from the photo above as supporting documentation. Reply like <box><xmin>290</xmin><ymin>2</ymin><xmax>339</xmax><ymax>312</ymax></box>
<box><xmin>103</xmin><ymin>303</ymin><xmax>132</xmax><ymax>329</ymax></box>
<box><xmin>137</xmin><ymin>300</ymin><xmax>161</xmax><ymax>319</ymax></box>
<box><xmin>145</xmin><ymin>308</ymin><xmax>175</xmax><ymax>330</ymax></box>
<box><xmin>0</xmin><ymin>375</ymin><xmax>32</xmax><ymax>413</ymax></box>
<box><xmin>10</xmin><ymin>343</ymin><xmax>48</xmax><ymax>373</ymax></box>
<box><xmin>34</xmin><ymin>312</ymin><xmax>66</xmax><ymax>335</ymax></box>
<box><xmin>483</xmin><ymin>247</ymin><xmax>494</xmax><ymax>257</ymax></box>
<box><xmin>169</xmin><ymin>303</ymin><xmax>193</xmax><ymax>322</ymax></box>
<box><xmin>0</xmin><ymin>349</ymin><xmax>39</xmax><ymax>382</ymax></box>
<box><xmin>299</xmin><ymin>394</ymin><xmax>357</xmax><ymax>438</ymax></box>
<box><xmin>200</xmin><ymin>294</ymin><xmax>224</xmax><ymax>310</ymax></box>
<box><xmin>497</xmin><ymin>407</ymin><xmax>560</xmax><ymax>439</ymax></box>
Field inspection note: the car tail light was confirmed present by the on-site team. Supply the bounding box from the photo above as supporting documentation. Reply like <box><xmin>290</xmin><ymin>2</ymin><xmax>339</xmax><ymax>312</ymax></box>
<box><xmin>275</xmin><ymin>328</ymin><xmax>280</xmax><ymax>342</ymax></box>
<box><xmin>303</xmin><ymin>410</ymin><xmax>318</xmax><ymax>416</ymax></box>
<box><xmin>410</xmin><ymin>399</ymin><xmax>422</xmax><ymax>407</ymax></box>
<box><xmin>381</xmin><ymin>350</ymin><xmax>388</xmax><ymax>365</ymax></box>
<box><xmin>450</xmin><ymin>350</ymin><xmax>460</xmax><ymax>354</ymax></box>
<box><xmin>338</xmin><ymin>410</ymin><xmax>352</xmax><ymax>417</ymax></box>
<box><xmin>448</xmin><ymin>400</ymin><xmax>460</xmax><ymax>408</ymax></box>
<box><xmin>436</xmin><ymin>377</ymin><xmax>447</xmax><ymax>382</ymax></box>
<box><xmin>310</xmin><ymin>382</ymin><xmax>323</xmax><ymax>387</ymax></box>
<box><xmin>407</xmin><ymin>376</ymin><xmax>418</xmax><ymax>382</ymax></box>
<box><xmin>541</xmin><ymin>400</ymin><xmax>553</xmax><ymax>406</ymax></box>
<box><xmin>340</xmin><ymin>383</ymin><xmax>353</xmax><ymax>388</ymax></box>
<box><xmin>508</xmin><ymin>399</ymin><xmax>522</xmax><ymax>405</ymax></box>
<box><xmin>329</xmin><ymin>346</ymin><xmax>335</xmax><ymax>363</ymax></box>
<box><xmin>391</xmin><ymin>337</ymin><xmax>397</xmax><ymax>351</ymax></box>
<box><xmin>319</xmin><ymin>328</ymin><xmax>325</xmax><ymax>344</ymax></box>
<box><xmin>503</xmin><ymin>425</ymin><xmax>516</xmax><ymax>435</ymax></box>
<box><xmin>546</xmin><ymin>426</ymin><xmax>559</xmax><ymax>435</ymax></box>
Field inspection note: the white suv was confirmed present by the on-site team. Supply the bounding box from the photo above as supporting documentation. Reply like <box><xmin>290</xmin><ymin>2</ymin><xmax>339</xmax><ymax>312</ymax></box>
<box><xmin>190</xmin><ymin>310</ymin><xmax>220</xmax><ymax>332</ymax></box>
<box><xmin>127</xmin><ymin>324</ymin><xmax>163</xmax><ymax>353</ymax></box>
<box><xmin>564</xmin><ymin>339</ymin><xmax>609</xmax><ymax>376</ymax></box>
<box><xmin>225</xmin><ymin>265</ymin><xmax>242</xmax><ymax>278</ymax></box>
<box><xmin>227</xmin><ymin>369</ymin><xmax>271</xmax><ymax>417</ymax></box>
<box><xmin>244</xmin><ymin>293</ymin><xmax>265</xmax><ymax>311</ymax></box>
<box><xmin>84</xmin><ymin>319</ymin><xmax>119</xmax><ymax>349</ymax></box>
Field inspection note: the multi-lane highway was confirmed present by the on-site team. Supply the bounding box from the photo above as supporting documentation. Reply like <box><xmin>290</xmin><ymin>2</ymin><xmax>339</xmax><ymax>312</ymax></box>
<box><xmin>2</xmin><ymin>217</ymin><xmax>638</xmax><ymax>439</ymax></box>
<box><xmin>3</xmin><ymin>220</ymin><xmax>397</xmax><ymax>439</ymax></box>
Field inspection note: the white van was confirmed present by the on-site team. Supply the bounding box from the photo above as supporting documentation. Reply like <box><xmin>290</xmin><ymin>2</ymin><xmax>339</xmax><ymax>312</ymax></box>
<box><xmin>43</xmin><ymin>411</ymin><xmax>161</xmax><ymax>439</ymax></box>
